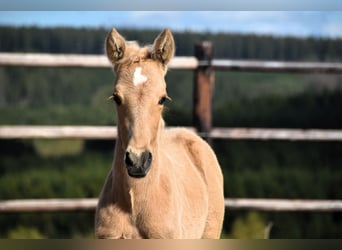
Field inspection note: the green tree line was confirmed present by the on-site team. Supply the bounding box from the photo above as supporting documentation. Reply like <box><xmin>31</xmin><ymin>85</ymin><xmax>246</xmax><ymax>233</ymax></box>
<box><xmin>1</xmin><ymin>26</ymin><xmax>342</xmax><ymax>61</ymax></box>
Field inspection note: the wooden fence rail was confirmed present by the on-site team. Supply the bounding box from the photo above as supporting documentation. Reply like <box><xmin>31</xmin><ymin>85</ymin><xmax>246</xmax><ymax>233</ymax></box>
<box><xmin>0</xmin><ymin>53</ymin><xmax>198</xmax><ymax>69</ymax></box>
<box><xmin>1</xmin><ymin>53</ymin><xmax>342</xmax><ymax>73</ymax></box>
<box><xmin>210</xmin><ymin>59</ymin><xmax>342</xmax><ymax>73</ymax></box>
<box><xmin>2</xmin><ymin>125</ymin><xmax>342</xmax><ymax>141</ymax></box>
<box><xmin>0</xmin><ymin>198</ymin><xmax>341</xmax><ymax>213</ymax></box>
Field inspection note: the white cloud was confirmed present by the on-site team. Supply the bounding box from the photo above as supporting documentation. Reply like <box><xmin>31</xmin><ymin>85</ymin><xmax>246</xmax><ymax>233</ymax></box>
<box><xmin>322</xmin><ymin>20</ymin><xmax>342</xmax><ymax>38</ymax></box>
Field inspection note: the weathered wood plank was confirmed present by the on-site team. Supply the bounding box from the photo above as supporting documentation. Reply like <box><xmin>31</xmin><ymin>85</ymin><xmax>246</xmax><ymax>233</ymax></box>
<box><xmin>0</xmin><ymin>53</ymin><xmax>198</xmax><ymax>69</ymax></box>
<box><xmin>0</xmin><ymin>126</ymin><xmax>118</xmax><ymax>139</ymax></box>
<box><xmin>193</xmin><ymin>42</ymin><xmax>214</xmax><ymax>143</ymax></box>
<box><xmin>1</xmin><ymin>126</ymin><xmax>342</xmax><ymax>141</ymax></box>
<box><xmin>210</xmin><ymin>59</ymin><xmax>342</xmax><ymax>73</ymax></box>
<box><xmin>0</xmin><ymin>198</ymin><xmax>341</xmax><ymax>213</ymax></box>
<box><xmin>208</xmin><ymin>128</ymin><xmax>342</xmax><ymax>141</ymax></box>
<box><xmin>225</xmin><ymin>199</ymin><xmax>342</xmax><ymax>212</ymax></box>
<box><xmin>0</xmin><ymin>199</ymin><xmax>98</xmax><ymax>212</ymax></box>
<box><xmin>1</xmin><ymin>53</ymin><xmax>341</xmax><ymax>73</ymax></box>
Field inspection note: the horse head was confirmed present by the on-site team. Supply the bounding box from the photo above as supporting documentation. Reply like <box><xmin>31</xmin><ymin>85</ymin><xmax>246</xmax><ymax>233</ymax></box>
<box><xmin>106</xmin><ymin>28</ymin><xmax>174</xmax><ymax>178</ymax></box>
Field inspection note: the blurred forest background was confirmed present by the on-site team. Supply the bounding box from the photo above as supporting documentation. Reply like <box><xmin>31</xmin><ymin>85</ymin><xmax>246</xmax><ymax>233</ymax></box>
<box><xmin>0</xmin><ymin>26</ymin><xmax>342</xmax><ymax>238</ymax></box>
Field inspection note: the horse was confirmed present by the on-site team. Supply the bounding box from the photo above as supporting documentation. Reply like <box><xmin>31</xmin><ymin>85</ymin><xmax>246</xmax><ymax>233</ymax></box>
<box><xmin>95</xmin><ymin>28</ymin><xmax>225</xmax><ymax>239</ymax></box>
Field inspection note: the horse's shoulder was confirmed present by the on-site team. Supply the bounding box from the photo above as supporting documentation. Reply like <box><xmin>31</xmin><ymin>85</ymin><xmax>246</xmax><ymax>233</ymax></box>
<box><xmin>162</xmin><ymin>127</ymin><xmax>220</xmax><ymax>184</ymax></box>
<box><xmin>164</xmin><ymin>127</ymin><xmax>203</xmax><ymax>143</ymax></box>
<box><xmin>163</xmin><ymin>127</ymin><xmax>213</xmax><ymax>155</ymax></box>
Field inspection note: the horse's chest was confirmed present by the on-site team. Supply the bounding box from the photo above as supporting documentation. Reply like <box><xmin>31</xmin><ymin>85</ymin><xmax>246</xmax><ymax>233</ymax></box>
<box><xmin>133</xmin><ymin>209</ymin><xmax>181</xmax><ymax>238</ymax></box>
<box><xmin>126</xmin><ymin>193</ymin><xmax>181</xmax><ymax>238</ymax></box>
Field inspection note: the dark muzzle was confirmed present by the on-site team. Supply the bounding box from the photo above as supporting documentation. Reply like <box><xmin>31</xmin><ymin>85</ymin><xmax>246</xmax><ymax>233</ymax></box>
<box><xmin>124</xmin><ymin>150</ymin><xmax>152</xmax><ymax>178</ymax></box>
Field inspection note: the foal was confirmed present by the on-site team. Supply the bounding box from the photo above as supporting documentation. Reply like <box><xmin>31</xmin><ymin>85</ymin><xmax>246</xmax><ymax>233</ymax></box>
<box><xmin>95</xmin><ymin>28</ymin><xmax>224</xmax><ymax>239</ymax></box>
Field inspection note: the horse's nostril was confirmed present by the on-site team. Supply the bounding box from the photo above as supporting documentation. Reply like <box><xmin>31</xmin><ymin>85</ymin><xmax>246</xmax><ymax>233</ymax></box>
<box><xmin>139</xmin><ymin>151</ymin><xmax>152</xmax><ymax>168</ymax></box>
<box><xmin>125</xmin><ymin>151</ymin><xmax>134</xmax><ymax>167</ymax></box>
<box><xmin>146</xmin><ymin>151</ymin><xmax>152</xmax><ymax>166</ymax></box>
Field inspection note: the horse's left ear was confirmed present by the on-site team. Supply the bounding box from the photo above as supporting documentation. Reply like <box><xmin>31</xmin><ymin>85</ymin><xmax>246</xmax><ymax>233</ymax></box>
<box><xmin>152</xmin><ymin>29</ymin><xmax>175</xmax><ymax>66</ymax></box>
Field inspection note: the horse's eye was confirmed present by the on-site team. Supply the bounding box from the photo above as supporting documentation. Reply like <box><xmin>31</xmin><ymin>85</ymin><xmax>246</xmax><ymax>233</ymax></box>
<box><xmin>158</xmin><ymin>96</ymin><xmax>167</xmax><ymax>105</ymax></box>
<box><xmin>112</xmin><ymin>94</ymin><xmax>122</xmax><ymax>105</ymax></box>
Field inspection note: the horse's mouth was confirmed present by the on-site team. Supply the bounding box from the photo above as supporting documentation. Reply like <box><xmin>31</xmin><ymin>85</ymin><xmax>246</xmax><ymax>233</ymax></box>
<box><xmin>126</xmin><ymin>165</ymin><xmax>151</xmax><ymax>178</ymax></box>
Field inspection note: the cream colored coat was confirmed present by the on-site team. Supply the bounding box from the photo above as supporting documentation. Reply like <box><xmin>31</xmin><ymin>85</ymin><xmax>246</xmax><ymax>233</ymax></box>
<box><xmin>95</xmin><ymin>28</ymin><xmax>224</xmax><ymax>239</ymax></box>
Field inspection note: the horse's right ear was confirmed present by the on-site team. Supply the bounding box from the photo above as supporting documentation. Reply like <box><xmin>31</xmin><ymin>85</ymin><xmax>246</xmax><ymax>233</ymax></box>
<box><xmin>106</xmin><ymin>28</ymin><xmax>126</xmax><ymax>64</ymax></box>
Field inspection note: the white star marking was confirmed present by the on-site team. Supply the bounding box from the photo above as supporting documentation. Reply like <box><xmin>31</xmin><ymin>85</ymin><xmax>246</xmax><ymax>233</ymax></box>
<box><xmin>133</xmin><ymin>67</ymin><xmax>147</xmax><ymax>86</ymax></box>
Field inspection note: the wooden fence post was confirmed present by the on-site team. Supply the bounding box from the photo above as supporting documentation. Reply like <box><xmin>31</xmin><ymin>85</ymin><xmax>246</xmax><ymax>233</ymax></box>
<box><xmin>193</xmin><ymin>41</ymin><xmax>215</xmax><ymax>143</ymax></box>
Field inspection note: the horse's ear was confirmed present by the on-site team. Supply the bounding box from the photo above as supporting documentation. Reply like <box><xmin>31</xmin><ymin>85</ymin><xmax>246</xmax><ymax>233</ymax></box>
<box><xmin>152</xmin><ymin>29</ymin><xmax>175</xmax><ymax>66</ymax></box>
<box><xmin>106</xmin><ymin>28</ymin><xmax>126</xmax><ymax>64</ymax></box>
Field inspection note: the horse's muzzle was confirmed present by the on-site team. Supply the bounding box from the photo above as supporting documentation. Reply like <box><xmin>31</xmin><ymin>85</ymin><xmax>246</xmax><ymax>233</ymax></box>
<box><xmin>124</xmin><ymin>150</ymin><xmax>152</xmax><ymax>178</ymax></box>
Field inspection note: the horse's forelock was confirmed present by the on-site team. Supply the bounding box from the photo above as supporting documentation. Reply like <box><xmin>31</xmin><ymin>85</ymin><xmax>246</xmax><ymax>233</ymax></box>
<box><xmin>120</xmin><ymin>42</ymin><xmax>152</xmax><ymax>64</ymax></box>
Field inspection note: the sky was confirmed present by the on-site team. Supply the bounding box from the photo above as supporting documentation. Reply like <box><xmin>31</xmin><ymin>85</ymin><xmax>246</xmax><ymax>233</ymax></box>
<box><xmin>1</xmin><ymin>0</ymin><xmax>341</xmax><ymax>11</ymax></box>
<box><xmin>0</xmin><ymin>11</ymin><xmax>342</xmax><ymax>39</ymax></box>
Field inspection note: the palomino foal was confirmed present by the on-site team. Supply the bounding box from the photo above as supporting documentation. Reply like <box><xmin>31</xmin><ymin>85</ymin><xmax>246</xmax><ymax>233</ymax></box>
<box><xmin>95</xmin><ymin>28</ymin><xmax>224</xmax><ymax>239</ymax></box>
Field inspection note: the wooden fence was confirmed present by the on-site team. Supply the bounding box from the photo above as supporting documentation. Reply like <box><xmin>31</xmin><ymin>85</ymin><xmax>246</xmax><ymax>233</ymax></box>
<box><xmin>1</xmin><ymin>46</ymin><xmax>342</xmax><ymax>213</ymax></box>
